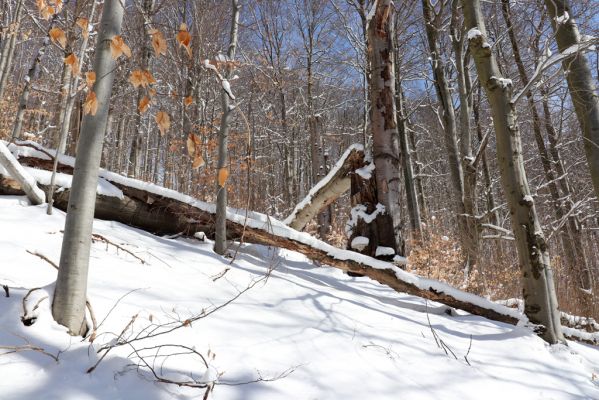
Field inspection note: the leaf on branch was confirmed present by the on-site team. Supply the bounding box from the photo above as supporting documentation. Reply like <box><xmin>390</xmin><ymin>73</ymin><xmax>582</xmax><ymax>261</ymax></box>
<box><xmin>36</xmin><ymin>0</ymin><xmax>45</xmax><ymax>12</ymax></box>
<box><xmin>170</xmin><ymin>90</ymin><xmax>178</xmax><ymax>98</ymax></box>
<box><xmin>143</xmin><ymin>70</ymin><xmax>156</xmax><ymax>85</ymax></box>
<box><xmin>186</xmin><ymin>136</ymin><xmax>195</xmax><ymax>157</ymax></box>
<box><xmin>155</xmin><ymin>111</ymin><xmax>170</xmax><ymax>136</ymax></box>
<box><xmin>64</xmin><ymin>53</ymin><xmax>80</xmax><ymax>76</ymax></box>
<box><xmin>192</xmin><ymin>155</ymin><xmax>205</xmax><ymax>169</ymax></box>
<box><xmin>85</xmin><ymin>71</ymin><xmax>96</xmax><ymax>88</ymax></box>
<box><xmin>49</xmin><ymin>0</ymin><xmax>63</xmax><ymax>12</ymax></box>
<box><xmin>176</xmin><ymin>23</ymin><xmax>192</xmax><ymax>58</ymax></box>
<box><xmin>150</xmin><ymin>29</ymin><xmax>167</xmax><ymax>57</ymax></box>
<box><xmin>138</xmin><ymin>96</ymin><xmax>150</xmax><ymax>114</ymax></box>
<box><xmin>184</xmin><ymin>96</ymin><xmax>193</xmax><ymax>107</ymax></box>
<box><xmin>110</xmin><ymin>35</ymin><xmax>131</xmax><ymax>60</ymax></box>
<box><xmin>41</xmin><ymin>5</ymin><xmax>55</xmax><ymax>20</ymax></box>
<box><xmin>129</xmin><ymin>69</ymin><xmax>156</xmax><ymax>88</ymax></box>
<box><xmin>49</xmin><ymin>27</ymin><xmax>67</xmax><ymax>48</ymax></box>
<box><xmin>83</xmin><ymin>91</ymin><xmax>98</xmax><ymax>116</ymax></box>
<box><xmin>148</xmin><ymin>88</ymin><xmax>157</xmax><ymax>97</ymax></box>
<box><xmin>76</xmin><ymin>18</ymin><xmax>89</xmax><ymax>39</ymax></box>
<box><xmin>217</xmin><ymin>167</ymin><xmax>229</xmax><ymax>187</ymax></box>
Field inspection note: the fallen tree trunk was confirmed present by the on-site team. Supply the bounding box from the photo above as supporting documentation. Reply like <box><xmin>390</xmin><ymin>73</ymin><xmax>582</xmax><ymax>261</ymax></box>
<box><xmin>3</xmin><ymin>147</ymin><xmax>522</xmax><ymax>326</ymax></box>
<box><xmin>4</xmin><ymin>142</ymin><xmax>598</xmax><ymax>344</ymax></box>
<box><xmin>0</xmin><ymin>142</ymin><xmax>45</xmax><ymax>205</ymax></box>
<box><xmin>284</xmin><ymin>145</ymin><xmax>365</xmax><ymax>231</ymax></box>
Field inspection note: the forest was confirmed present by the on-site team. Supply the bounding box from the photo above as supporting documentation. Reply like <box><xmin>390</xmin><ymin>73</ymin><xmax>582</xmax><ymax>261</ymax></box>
<box><xmin>0</xmin><ymin>0</ymin><xmax>599</xmax><ymax>397</ymax></box>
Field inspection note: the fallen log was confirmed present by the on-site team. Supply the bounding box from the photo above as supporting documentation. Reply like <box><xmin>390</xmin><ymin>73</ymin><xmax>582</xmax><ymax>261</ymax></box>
<box><xmin>0</xmin><ymin>141</ymin><xmax>45</xmax><ymax>205</ymax></box>
<box><xmin>284</xmin><ymin>145</ymin><xmax>365</xmax><ymax>231</ymax></box>
<box><xmin>3</xmin><ymin>141</ymin><xmax>524</xmax><ymax>327</ymax></box>
<box><xmin>5</xmin><ymin>141</ymin><xmax>599</xmax><ymax>344</ymax></box>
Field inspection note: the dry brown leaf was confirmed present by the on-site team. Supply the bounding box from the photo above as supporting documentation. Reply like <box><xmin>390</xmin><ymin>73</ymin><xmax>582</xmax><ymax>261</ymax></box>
<box><xmin>49</xmin><ymin>0</ymin><xmax>63</xmax><ymax>12</ymax></box>
<box><xmin>129</xmin><ymin>69</ymin><xmax>145</xmax><ymax>88</ymax></box>
<box><xmin>110</xmin><ymin>35</ymin><xmax>131</xmax><ymax>60</ymax></box>
<box><xmin>76</xmin><ymin>17</ymin><xmax>89</xmax><ymax>39</ymax></box>
<box><xmin>186</xmin><ymin>134</ymin><xmax>196</xmax><ymax>157</ymax></box>
<box><xmin>148</xmin><ymin>88</ymin><xmax>157</xmax><ymax>97</ymax></box>
<box><xmin>155</xmin><ymin>111</ymin><xmax>170</xmax><ymax>136</ymax></box>
<box><xmin>143</xmin><ymin>70</ymin><xmax>156</xmax><ymax>85</ymax></box>
<box><xmin>83</xmin><ymin>91</ymin><xmax>98</xmax><ymax>116</ymax></box>
<box><xmin>184</xmin><ymin>96</ymin><xmax>193</xmax><ymax>107</ymax></box>
<box><xmin>85</xmin><ymin>71</ymin><xmax>96</xmax><ymax>88</ymax></box>
<box><xmin>217</xmin><ymin>167</ymin><xmax>229</xmax><ymax>187</ymax></box>
<box><xmin>176</xmin><ymin>23</ymin><xmax>192</xmax><ymax>57</ymax></box>
<box><xmin>49</xmin><ymin>27</ymin><xmax>67</xmax><ymax>48</ymax></box>
<box><xmin>41</xmin><ymin>5</ymin><xmax>55</xmax><ymax>20</ymax></box>
<box><xmin>36</xmin><ymin>0</ymin><xmax>45</xmax><ymax>12</ymax></box>
<box><xmin>151</xmin><ymin>30</ymin><xmax>167</xmax><ymax>57</ymax></box>
<box><xmin>138</xmin><ymin>96</ymin><xmax>150</xmax><ymax>114</ymax></box>
<box><xmin>192</xmin><ymin>155</ymin><xmax>205</xmax><ymax>169</ymax></box>
<box><xmin>64</xmin><ymin>53</ymin><xmax>80</xmax><ymax>76</ymax></box>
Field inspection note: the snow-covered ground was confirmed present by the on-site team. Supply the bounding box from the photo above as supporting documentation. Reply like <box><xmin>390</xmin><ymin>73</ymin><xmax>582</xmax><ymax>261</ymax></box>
<box><xmin>1</xmin><ymin>195</ymin><xmax>598</xmax><ymax>399</ymax></box>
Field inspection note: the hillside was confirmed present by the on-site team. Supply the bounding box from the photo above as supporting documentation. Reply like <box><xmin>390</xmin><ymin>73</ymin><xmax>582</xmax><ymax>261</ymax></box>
<box><xmin>1</xmin><ymin>196</ymin><xmax>598</xmax><ymax>399</ymax></box>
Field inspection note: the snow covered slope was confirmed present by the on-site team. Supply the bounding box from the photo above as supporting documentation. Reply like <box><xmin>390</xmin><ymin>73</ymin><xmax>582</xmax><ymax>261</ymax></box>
<box><xmin>1</xmin><ymin>196</ymin><xmax>598</xmax><ymax>399</ymax></box>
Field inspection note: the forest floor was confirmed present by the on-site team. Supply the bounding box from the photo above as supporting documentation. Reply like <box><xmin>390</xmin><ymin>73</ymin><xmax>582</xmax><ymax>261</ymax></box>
<box><xmin>1</xmin><ymin>195</ymin><xmax>598</xmax><ymax>399</ymax></box>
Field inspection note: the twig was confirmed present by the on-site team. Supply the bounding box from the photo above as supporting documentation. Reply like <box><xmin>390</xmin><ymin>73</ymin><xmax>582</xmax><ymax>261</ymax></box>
<box><xmin>0</xmin><ymin>344</ymin><xmax>59</xmax><ymax>362</ymax></box>
<box><xmin>87</xmin><ymin>313</ymin><xmax>139</xmax><ymax>374</ymax></box>
<box><xmin>26</xmin><ymin>250</ymin><xmax>58</xmax><ymax>270</ymax></box>
<box><xmin>91</xmin><ymin>233</ymin><xmax>146</xmax><ymax>264</ymax></box>
<box><xmin>211</xmin><ymin>267</ymin><xmax>230</xmax><ymax>282</ymax></box>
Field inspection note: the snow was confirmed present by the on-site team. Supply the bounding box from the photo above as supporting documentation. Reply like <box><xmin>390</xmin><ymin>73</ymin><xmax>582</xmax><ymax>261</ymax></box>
<box><xmin>1</xmin><ymin>196</ymin><xmax>599</xmax><ymax>399</ymax></box>
<box><xmin>350</xmin><ymin>236</ymin><xmax>369</xmax><ymax>251</ymax></box>
<box><xmin>467</xmin><ymin>28</ymin><xmax>483</xmax><ymax>41</ymax></box>
<box><xmin>375</xmin><ymin>246</ymin><xmax>395</xmax><ymax>257</ymax></box>
<box><xmin>345</xmin><ymin>203</ymin><xmax>386</xmax><ymax>236</ymax></box>
<box><xmin>27</xmin><ymin>168</ymin><xmax>124</xmax><ymax>199</ymax></box>
<box><xmin>491</xmin><ymin>76</ymin><xmax>512</xmax><ymax>90</ymax></box>
<box><xmin>221</xmin><ymin>79</ymin><xmax>235</xmax><ymax>100</ymax></box>
<box><xmin>556</xmin><ymin>11</ymin><xmax>569</xmax><ymax>24</ymax></box>
<box><xmin>355</xmin><ymin>162</ymin><xmax>375</xmax><ymax>179</ymax></box>
<box><xmin>0</xmin><ymin>141</ymin><xmax>45</xmax><ymax>203</ymax></box>
<box><xmin>284</xmin><ymin>144</ymin><xmax>364</xmax><ymax>226</ymax></box>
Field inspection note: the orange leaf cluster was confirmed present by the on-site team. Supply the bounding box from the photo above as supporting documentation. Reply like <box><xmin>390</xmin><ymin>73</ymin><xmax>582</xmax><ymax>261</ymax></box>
<box><xmin>176</xmin><ymin>23</ymin><xmax>192</xmax><ymax>58</ymax></box>
<box><xmin>155</xmin><ymin>111</ymin><xmax>170</xmax><ymax>136</ymax></box>
<box><xmin>217</xmin><ymin>167</ymin><xmax>229</xmax><ymax>187</ymax></box>
<box><xmin>110</xmin><ymin>35</ymin><xmax>131</xmax><ymax>60</ymax></box>
<box><xmin>36</xmin><ymin>0</ymin><xmax>56</xmax><ymax>20</ymax></box>
<box><xmin>76</xmin><ymin>18</ymin><xmax>89</xmax><ymax>39</ymax></box>
<box><xmin>184</xmin><ymin>96</ymin><xmax>193</xmax><ymax>107</ymax></box>
<box><xmin>129</xmin><ymin>69</ymin><xmax>156</xmax><ymax>88</ymax></box>
<box><xmin>64</xmin><ymin>53</ymin><xmax>80</xmax><ymax>76</ymax></box>
<box><xmin>49</xmin><ymin>27</ymin><xmax>66</xmax><ymax>48</ymax></box>
<box><xmin>187</xmin><ymin>133</ymin><xmax>205</xmax><ymax>169</ymax></box>
<box><xmin>138</xmin><ymin>96</ymin><xmax>151</xmax><ymax>114</ymax></box>
<box><xmin>85</xmin><ymin>71</ymin><xmax>96</xmax><ymax>88</ymax></box>
<box><xmin>149</xmin><ymin>29</ymin><xmax>167</xmax><ymax>57</ymax></box>
<box><xmin>83</xmin><ymin>91</ymin><xmax>98</xmax><ymax>116</ymax></box>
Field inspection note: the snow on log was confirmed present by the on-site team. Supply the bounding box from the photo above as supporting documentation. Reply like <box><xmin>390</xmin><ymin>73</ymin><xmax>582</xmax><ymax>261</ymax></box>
<box><xmin>0</xmin><ymin>141</ymin><xmax>45</xmax><ymax>205</ymax></box>
<box><xmin>284</xmin><ymin>144</ymin><xmax>365</xmax><ymax>231</ymax></box>
<box><xmin>2</xmin><ymin>141</ymin><xmax>526</xmax><ymax>328</ymax></box>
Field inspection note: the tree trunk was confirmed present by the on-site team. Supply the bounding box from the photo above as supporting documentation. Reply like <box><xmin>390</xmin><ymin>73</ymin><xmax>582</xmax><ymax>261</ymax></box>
<box><xmin>462</xmin><ymin>0</ymin><xmax>564</xmax><ymax>344</ymax></box>
<box><xmin>365</xmin><ymin>0</ymin><xmax>404</xmax><ymax>255</ymax></box>
<box><xmin>543</xmin><ymin>0</ymin><xmax>599</xmax><ymax>202</ymax></box>
<box><xmin>128</xmin><ymin>0</ymin><xmax>154</xmax><ymax>178</ymax></box>
<box><xmin>500</xmin><ymin>0</ymin><xmax>586</xmax><ymax>287</ymax></box>
<box><xmin>52</xmin><ymin>0</ymin><xmax>125</xmax><ymax>336</ymax></box>
<box><xmin>0</xmin><ymin>0</ymin><xmax>22</xmax><ymax>99</ymax></box>
<box><xmin>214</xmin><ymin>0</ymin><xmax>240</xmax><ymax>255</ymax></box>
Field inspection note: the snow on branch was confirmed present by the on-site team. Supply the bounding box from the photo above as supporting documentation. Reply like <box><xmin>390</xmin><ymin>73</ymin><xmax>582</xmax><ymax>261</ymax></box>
<box><xmin>511</xmin><ymin>37</ymin><xmax>598</xmax><ymax>105</ymax></box>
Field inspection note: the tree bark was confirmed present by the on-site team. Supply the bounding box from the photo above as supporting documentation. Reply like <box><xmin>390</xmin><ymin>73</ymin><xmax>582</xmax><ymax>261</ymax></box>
<box><xmin>52</xmin><ymin>0</ymin><xmax>125</xmax><ymax>336</ymax></box>
<box><xmin>214</xmin><ymin>0</ymin><xmax>240</xmax><ymax>255</ymax></box>
<box><xmin>462</xmin><ymin>0</ymin><xmax>564</xmax><ymax>344</ymax></box>
<box><xmin>0</xmin><ymin>0</ymin><xmax>22</xmax><ymax>99</ymax></box>
<box><xmin>543</xmin><ymin>0</ymin><xmax>599</xmax><ymax>203</ymax></box>
<box><xmin>366</xmin><ymin>0</ymin><xmax>404</xmax><ymax>255</ymax></box>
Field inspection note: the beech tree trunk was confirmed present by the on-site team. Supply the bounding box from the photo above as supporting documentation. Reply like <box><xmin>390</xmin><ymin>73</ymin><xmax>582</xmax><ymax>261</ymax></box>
<box><xmin>52</xmin><ymin>0</ymin><xmax>124</xmax><ymax>336</ymax></box>
<box><xmin>462</xmin><ymin>0</ymin><xmax>564</xmax><ymax>344</ymax></box>
<box><xmin>0</xmin><ymin>0</ymin><xmax>22</xmax><ymax>99</ymax></box>
<box><xmin>214</xmin><ymin>0</ymin><xmax>240</xmax><ymax>255</ymax></box>
<box><xmin>543</xmin><ymin>0</ymin><xmax>599</xmax><ymax>203</ymax></box>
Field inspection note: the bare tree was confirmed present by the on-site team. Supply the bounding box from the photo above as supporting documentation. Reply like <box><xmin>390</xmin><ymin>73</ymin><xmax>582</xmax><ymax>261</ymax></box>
<box><xmin>52</xmin><ymin>0</ymin><xmax>125</xmax><ymax>335</ymax></box>
<box><xmin>461</xmin><ymin>0</ymin><xmax>564</xmax><ymax>344</ymax></box>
